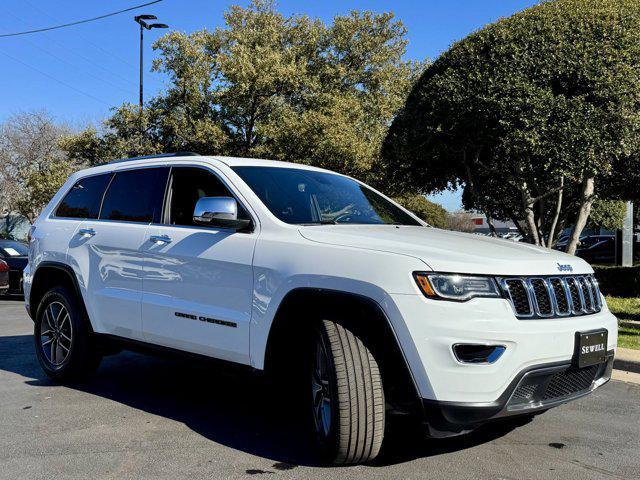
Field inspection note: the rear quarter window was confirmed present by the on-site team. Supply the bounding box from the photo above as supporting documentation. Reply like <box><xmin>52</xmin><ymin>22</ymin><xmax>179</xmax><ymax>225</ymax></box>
<box><xmin>55</xmin><ymin>173</ymin><xmax>113</xmax><ymax>219</ymax></box>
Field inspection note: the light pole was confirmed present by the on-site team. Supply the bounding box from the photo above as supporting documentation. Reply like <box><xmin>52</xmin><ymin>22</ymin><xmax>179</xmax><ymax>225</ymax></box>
<box><xmin>622</xmin><ymin>201</ymin><xmax>634</xmax><ymax>267</ymax></box>
<box><xmin>134</xmin><ymin>14</ymin><xmax>168</xmax><ymax>110</ymax></box>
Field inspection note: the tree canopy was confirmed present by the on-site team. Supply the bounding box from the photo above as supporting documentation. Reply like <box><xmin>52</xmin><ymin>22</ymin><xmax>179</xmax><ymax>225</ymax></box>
<box><xmin>384</xmin><ymin>0</ymin><xmax>640</xmax><ymax>253</ymax></box>
<box><xmin>0</xmin><ymin>111</ymin><xmax>74</xmax><ymax>223</ymax></box>
<box><xmin>1</xmin><ymin>3</ymin><xmax>449</xmax><ymax>226</ymax></box>
<box><xmin>65</xmin><ymin>0</ymin><xmax>422</xmax><ymax>186</ymax></box>
<box><xmin>588</xmin><ymin>199</ymin><xmax>627</xmax><ymax>232</ymax></box>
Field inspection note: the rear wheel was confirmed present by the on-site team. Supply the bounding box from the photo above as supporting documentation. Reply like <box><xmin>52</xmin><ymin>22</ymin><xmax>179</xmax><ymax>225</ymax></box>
<box><xmin>311</xmin><ymin>319</ymin><xmax>385</xmax><ymax>465</ymax></box>
<box><xmin>34</xmin><ymin>286</ymin><xmax>101</xmax><ymax>382</ymax></box>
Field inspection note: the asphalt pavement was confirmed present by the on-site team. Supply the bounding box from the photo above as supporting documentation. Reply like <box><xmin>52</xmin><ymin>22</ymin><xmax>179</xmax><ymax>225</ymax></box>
<box><xmin>1</xmin><ymin>297</ymin><xmax>639</xmax><ymax>480</ymax></box>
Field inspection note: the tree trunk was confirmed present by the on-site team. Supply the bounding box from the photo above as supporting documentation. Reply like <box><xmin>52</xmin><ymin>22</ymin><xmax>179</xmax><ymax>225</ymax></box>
<box><xmin>508</xmin><ymin>213</ymin><xmax>527</xmax><ymax>238</ymax></box>
<box><xmin>546</xmin><ymin>177</ymin><xmax>564</xmax><ymax>248</ymax></box>
<box><xmin>243</xmin><ymin>94</ymin><xmax>259</xmax><ymax>155</ymax></box>
<box><xmin>520</xmin><ymin>185</ymin><xmax>540</xmax><ymax>245</ymax></box>
<box><xmin>485</xmin><ymin>212</ymin><xmax>498</xmax><ymax>237</ymax></box>
<box><xmin>566</xmin><ymin>177</ymin><xmax>595</xmax><ymax>255</ymax></box>
<box><xmin>463</xmin><ymin>151</ymin><xmax>499</xmax><ymax>237</ymax></box>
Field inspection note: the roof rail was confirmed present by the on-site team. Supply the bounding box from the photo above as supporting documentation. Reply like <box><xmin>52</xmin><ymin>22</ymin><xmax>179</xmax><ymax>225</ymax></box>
<box><xmin>109</xmin><ymin>151</ymin><xmax>200</xmax><ymax>164</ymax></box>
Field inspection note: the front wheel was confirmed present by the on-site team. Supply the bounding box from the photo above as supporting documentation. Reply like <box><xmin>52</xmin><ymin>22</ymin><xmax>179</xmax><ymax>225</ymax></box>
<box><xmin>311</xmin><ymin>319</ymin><xmax>385</xmax><ymax>465</ymax></box>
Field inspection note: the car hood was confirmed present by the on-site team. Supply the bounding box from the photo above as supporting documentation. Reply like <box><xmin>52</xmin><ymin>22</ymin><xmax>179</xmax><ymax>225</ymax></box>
<box><xmin>298</xmin><ymin>225</ymin><xmax>592</xmax><ymax>276</ymax></box>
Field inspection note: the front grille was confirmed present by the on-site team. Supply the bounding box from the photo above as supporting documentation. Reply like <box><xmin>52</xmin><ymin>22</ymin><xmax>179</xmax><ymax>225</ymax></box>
<box><xmin>543</xmin><ymin>365</ymin><xmax>599</xmax><ymax>400</ymax></box>
<box><xmin>550</xmin><ymin>278</ymin><xmax>570</xmax><ymax>314</ymax></box>
<box><xmin>566</xmin><ymin>278</ymin><xmax>582</xmax><ymax>313</ymax></box>
<box><xmin>578</xmin><ymin>277</ymin><xmax>595</xmax><ymax>312</ymax></box>
<box><xmin>504</xmin><ymin>279</ymin><xmax>531</xmax><ymax>315</ymax></box>
<box><xmin>500</xmin><ymin>275</ymin><xmax>602</xmax><ymax>319</ymax></box>
<box><xmin>512</xmin><ymin>383</ymin><xmax>537</xmax><ymax>400</ymax></box>
<box><xmin>530</xmin><ymin>279</ymin><xmax>552</xmax><ymax>315</ymax></box>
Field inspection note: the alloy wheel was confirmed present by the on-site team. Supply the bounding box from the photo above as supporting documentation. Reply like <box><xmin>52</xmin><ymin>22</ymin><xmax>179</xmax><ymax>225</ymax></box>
<box><xmin>311</xmin><ymin>334</ymin><xmax>333</xmax><ymax>438</ymax></box>
<box><xmin>40</xmin><ymin>301</ymin><xmax>73</xmax><ymax>367</ymax></box>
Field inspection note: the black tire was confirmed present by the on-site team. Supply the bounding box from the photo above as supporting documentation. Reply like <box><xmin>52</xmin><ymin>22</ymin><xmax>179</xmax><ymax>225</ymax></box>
<box><xmin>34</xmin><ymin>286</ymin><xmax>101</xmax><ymax>382</ymax></box>
<box><xmin>311</xmin><ymin>319</ymin><xmax>385</xmax><ymax>465</ymax></box>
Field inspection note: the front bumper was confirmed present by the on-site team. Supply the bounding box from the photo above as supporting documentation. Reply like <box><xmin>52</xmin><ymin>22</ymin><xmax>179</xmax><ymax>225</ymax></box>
<box><xmin>22</xmin><ymin>263</ymin><xmax>32</xmax><ymax>317</ymax></box>
<box><xmin>7</xmin><ymin>269</ymin><xmax>24</xmax><ymax>293</ymax></box>
<box><xmin>389</xmin><ymin>293</ymin><xmax>618</xmax><ymax>404</ymax></box>
<box><xmin>0</xmin><ymin>271</ymin><xmax>8</xmax><ymax>294</ymax></box>
<box><xmin>422</xmin><ymin>352</ymin><xmax>614</xmax><ymax>436</ymax></box>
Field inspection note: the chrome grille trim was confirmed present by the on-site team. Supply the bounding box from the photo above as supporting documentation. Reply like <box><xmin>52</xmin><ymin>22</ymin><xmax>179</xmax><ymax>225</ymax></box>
<box><xmin>502</xmin><ymin>279</ymin><xmax>533</xmax><ymax>318</ymax></box>
<box><xmin>566</xmin><ymin>277</ymin><xmax>585</xmax><ymax>315</ymax></box>
<box><xmin>528</xmin><ymin>278</ymin><xmax>554</xmax><ymax>317</ymax></box>
<box><xmin>548</xmin><ymin>277</ymin><xmax>571</xmax><ymax>316</ymax></box>
<box><xmin>589</xmin><ymin>277</ymin><xmax>603</xmax><ymax>310</ymax></box>
<box><xmin>499</xmin><ymin>275</ymin><xmax>602</xmax><ymax>319</ymax></box>
<box><xmin>580</xmin><ymin>276</ymin><xmax>596</xmax><ymax>313</ymax></box>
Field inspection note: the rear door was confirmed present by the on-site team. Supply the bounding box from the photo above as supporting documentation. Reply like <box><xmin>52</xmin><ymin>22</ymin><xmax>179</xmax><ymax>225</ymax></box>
<box><xmin>70</xmin><ymin>167</ymin><xmax>169</xmax><ymax>340</ymax></box>
<box><xmin>141</xmin><ymin>166</ymin><xmax>257</xmax><ymax>364</ymax></box>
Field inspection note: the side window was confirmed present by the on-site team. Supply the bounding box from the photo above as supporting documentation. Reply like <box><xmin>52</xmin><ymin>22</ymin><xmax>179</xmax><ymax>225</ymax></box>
<box><xmin>100</xmin><ymin>168</ymin><xmax>169</xmax><ymax>223</ymax></box>
<box><xmin>56</xmin><ymin>173</ymin><xmax>112</xmax><ymax>219</ymax></box>
<box><xmin>168</xmin><ymin>167</ymin><xmax>249</xmax><ymax>227</ymax></box>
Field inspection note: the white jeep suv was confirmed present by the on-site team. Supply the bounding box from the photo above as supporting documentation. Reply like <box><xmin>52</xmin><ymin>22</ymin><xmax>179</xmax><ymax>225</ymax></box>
<box><xmin>24</xmin><ymin>153</ymin><xmax>617</xmax><ymax>464</ymax></box>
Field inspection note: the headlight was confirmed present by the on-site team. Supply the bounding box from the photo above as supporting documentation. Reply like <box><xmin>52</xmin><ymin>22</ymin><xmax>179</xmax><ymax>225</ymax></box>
<box><xmin>413</xmin><ymin>272</ymin><xmax>500</xmax><ymax>301</ymax></box>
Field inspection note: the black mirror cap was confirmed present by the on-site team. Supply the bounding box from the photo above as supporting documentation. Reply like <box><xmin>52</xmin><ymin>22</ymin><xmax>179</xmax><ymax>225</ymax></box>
<box><xmin>193</xmin><ymin>215</ymin><xmax>252</xmax><ymax>231</ymax></box>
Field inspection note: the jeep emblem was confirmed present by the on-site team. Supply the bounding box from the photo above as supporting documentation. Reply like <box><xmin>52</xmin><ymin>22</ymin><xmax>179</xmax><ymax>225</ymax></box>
<box><xmin>557</xmin><ymin>263</ymin><xmax>573</xmax><ymax>272</ymax></box>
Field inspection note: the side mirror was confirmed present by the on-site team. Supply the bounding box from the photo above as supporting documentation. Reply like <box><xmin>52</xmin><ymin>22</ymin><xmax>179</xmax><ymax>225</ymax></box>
<box><xmin>193</xmin><ymin>197</ymin><xmax>251</xmax><ymax>230</ymax></box>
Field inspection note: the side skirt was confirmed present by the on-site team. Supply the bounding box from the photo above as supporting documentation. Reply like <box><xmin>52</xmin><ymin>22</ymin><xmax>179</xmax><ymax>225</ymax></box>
<box><xmin>95</xmin><ymin>333</ymin><xmax>259</xmax><ymax>376</ymax></box>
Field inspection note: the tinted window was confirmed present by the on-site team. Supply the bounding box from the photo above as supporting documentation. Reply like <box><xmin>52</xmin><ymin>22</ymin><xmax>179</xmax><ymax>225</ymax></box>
<box><xmin>55</xmin><ymin>173</ymin><xmax>112</xmax><ymax>219</ymax></box>
<box><xmin>232</xmin><ymin>166</ymin><xmax>420</xmax><ymax>226</ymax></box>
<box><xmin>100</xmin><ymin>168</ymin><xmax>169</xmax><ymax>223</ymax></box>
<box><xmin>168</xmin><ymin>167</ymin><xmax>249</xmax><ymax>226</ymax></box>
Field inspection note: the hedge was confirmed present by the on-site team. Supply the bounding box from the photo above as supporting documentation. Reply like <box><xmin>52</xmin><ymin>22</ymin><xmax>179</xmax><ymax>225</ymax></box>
<box><xmin>593</xmin><ymin>265</ymin><xmax>640</xmax><ymax>298</ymax></box>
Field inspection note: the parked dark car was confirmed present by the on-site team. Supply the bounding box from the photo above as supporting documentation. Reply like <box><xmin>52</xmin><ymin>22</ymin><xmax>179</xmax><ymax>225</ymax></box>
<box><xmin>0</xmin><ymin>260</ymin><xmax>9</xmax><ymax>295</ymax></box>
<box><xmin>554</xmin><ymin>234</ymin><xmax>575</xmax><ymax>252</ymax></box>
<box><xmin>575</xmin><ymin>235</ymin><xmax>615</xmax><ymax>264</ymax></box>
<box><xmin>0</xmin><ymin>239</ymin><xmax>28</xmax><ymax>295</ymax></box>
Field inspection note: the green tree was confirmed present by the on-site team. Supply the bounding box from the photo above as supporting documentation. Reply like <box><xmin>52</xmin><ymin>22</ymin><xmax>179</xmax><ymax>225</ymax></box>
<box><xmin>65</xmin><ymin>1</ymin><xmax>422</xmax><ymax>185</ymax></box>
<box><xmin>15</xmin><ymin>161</ymin><xmax>74</xmax><ymax>222</ymax></box>
<box><xmin>588</xmin><ymin>199</ymin><xmax>627</xmax><ymax>232</ymax></box>
<box><xmin>384</xmin><ymin>0</ymin><xmax>640</xmax><ymax>253</ymax></box>
<box><xmin>394</xmin><ymin>194</ymin><xmax>447</xmax><ymax>227</ymax></box>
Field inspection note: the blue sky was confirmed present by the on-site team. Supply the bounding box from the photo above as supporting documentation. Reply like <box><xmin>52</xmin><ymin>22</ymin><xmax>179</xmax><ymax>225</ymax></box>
<box><xmin>0</xmin><ymin>0</ymin><xmax>537</xmax><ymax>210</ymax></box>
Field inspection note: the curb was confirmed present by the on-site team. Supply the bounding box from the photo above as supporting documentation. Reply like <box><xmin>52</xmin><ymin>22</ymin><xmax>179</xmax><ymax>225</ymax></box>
<box><xmin>614</xmin><ymin>347</ymin><xmax>640</xmax><ymax>374</ymax></box>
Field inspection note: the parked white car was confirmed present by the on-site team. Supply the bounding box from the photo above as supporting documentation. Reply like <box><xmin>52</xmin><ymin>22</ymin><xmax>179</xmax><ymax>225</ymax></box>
<box><xmin>23</xmin><ymin>154</ymin><xmax>618</xmax><ymax>464</ymax></box>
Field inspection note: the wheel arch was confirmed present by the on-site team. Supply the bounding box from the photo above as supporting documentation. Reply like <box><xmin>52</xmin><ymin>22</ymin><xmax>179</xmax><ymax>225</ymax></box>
<box><xmin>29</xmin><ymin>261</ymin><xmax>92</xmax><ymax>332</ymax></box>
<box><xmin>263</xmin><ymin>287</ymin><xmax>423</xmax><ymax>414</ymax></box>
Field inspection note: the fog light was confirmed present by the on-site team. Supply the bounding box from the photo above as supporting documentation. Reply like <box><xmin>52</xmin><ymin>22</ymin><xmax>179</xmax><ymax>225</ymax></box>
<box><xmin>453</xmin><ymin>344</ymin><xmax>506</xmax><ymax>364</ymax></box>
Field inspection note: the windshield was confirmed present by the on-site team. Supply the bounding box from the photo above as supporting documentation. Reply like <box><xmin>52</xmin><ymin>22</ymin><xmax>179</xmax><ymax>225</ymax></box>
<box><xmin>0</xmin><ymin>241</ymin><xmax>28</xmax><ymax>256</ymax></box>
<box><xmin>232</xmin><ymin>166</ymin><xmax>421</xmax><ymax>226</ymax></box>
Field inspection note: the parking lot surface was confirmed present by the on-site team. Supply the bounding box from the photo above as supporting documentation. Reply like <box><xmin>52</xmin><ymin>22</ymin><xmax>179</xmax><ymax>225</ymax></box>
<box><xmin>1</xmin><ymin>298</ymin><xmax>639</xmax><ymax>479</ymax></box>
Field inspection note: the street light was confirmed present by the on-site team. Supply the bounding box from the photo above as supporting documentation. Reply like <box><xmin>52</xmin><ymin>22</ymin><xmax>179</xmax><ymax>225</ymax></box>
<box><xmin>134</xmin><ymin>14</ymin><xmax>168</xmax><ymax>110</ymax></box>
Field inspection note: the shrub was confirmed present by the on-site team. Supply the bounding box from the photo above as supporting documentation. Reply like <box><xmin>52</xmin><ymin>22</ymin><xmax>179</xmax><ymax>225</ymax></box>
<box><xmin>394</xmin><ymin>194</ymin><xmax>448</xmax><ymax>228</ymax></box>
<box><xmin>593</xmin><ymin>265</ymin><xmax>640</xmax><ymax>298</ymax></box>
<box><xmin>445</xmin><ymin>211</ymin><xmax>476</xmax><ymax>233</ymax></box>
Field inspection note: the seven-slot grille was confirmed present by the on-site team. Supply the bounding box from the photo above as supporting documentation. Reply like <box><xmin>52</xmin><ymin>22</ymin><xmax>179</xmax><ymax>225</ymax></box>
<box><xmin>500</xmin><ymin>275</ymin><xmax>602</xmax><ymax>319</ymax></box>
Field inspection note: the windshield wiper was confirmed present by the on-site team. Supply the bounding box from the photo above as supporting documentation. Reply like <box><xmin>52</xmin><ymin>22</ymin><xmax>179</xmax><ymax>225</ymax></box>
<box><xmin>296</xmin><ymin>220</ymin><xmax>338</xmax><ymax>225</ymax></box>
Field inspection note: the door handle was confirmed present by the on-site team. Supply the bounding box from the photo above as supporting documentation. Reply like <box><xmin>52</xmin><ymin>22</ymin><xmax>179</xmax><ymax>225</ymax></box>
<box><xmin>150</xmin><ymin>235</ymin><xmax>172</xmax><ymax>245</ymax></box>
<box><xmin>78</xmin><ymin>228</ymin><xmax>95</xmax><ymax>238</ymax></box>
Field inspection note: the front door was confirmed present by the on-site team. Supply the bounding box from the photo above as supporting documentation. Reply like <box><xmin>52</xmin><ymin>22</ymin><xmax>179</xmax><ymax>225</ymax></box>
<box><xmin>141</xmin><ymin>166</ymin><xmax>257</xmax><ymax>364</ymax></box>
